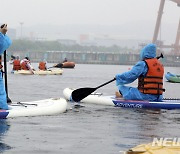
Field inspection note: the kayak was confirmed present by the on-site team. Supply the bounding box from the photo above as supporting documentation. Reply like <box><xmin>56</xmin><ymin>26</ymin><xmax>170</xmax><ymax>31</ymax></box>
<box><xmin>126</xmin><ymin>141</ymin><xmax>180</xmax><ymax>154</ymax></box>
<box><xmin>0</xmin><ymin>98</ymin><xmax>67</xmax><ymax>119</ymax></box>
<box><xmin>165</xmin><ymin>72</ymin><xmax>180</xmax><ymax>83</ymax></box>
<box><xmin>53</xmin><ymin>62</ymin><xmax>75</xmax><ymax>68</ymax></box>
<box><xmin>63</xmin><ymin>88</ymin><xmax>180</xmax><ymax>110</ymax></box>
<box><xmin>11</xmin><ymin>69</ymin><xmax>63</xmax><ymax>75</ymax></box>
<box><xmin>62</xmin><ymin>62</ymin><xmax>75</xmax><ymax>68</ymax></box>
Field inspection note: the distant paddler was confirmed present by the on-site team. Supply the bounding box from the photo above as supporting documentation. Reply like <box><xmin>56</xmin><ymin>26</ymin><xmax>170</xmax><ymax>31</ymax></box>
<box><xmin>38</xmin><ymin>59</ymin><xmax>47</xmax><ymax>71</ymax></box>
<box><xmin>9</xmin><ymin>55</ymin><xmax>16</xmax><ymax>64</ymax></box>
<box><xmin>12</xmin><ymin>55</ymin><xmax>21</xmax><ymax>71</ymax></box>
<box><xmin>20</xmin><ymin>57</ymin><xmax>35</xmax><ymax>74</ymax></box>
<box><xmin>53</xmin><ymin>58</ymin><xmax>75</xmax><ymax>68</ymax></box>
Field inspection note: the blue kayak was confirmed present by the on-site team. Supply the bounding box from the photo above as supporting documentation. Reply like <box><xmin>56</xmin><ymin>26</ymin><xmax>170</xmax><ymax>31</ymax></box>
<box><xmin>63</xmin><ymin>88</ymin><xmax>180</xmax><ymax>110</ymax></box>
<box><xmin>165</xmin><ymin>72</ymin><xmax>180</xmax><ymax>83</ymax></box>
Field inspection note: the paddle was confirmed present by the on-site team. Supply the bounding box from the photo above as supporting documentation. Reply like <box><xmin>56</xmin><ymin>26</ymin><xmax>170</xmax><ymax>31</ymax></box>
<box><xmin>3</xmin><ymin>50</ymin><xmax>12</xmax><ymax>103</ymax></box>
<box><xmin>71</xmin><ymin>53</ymin><xmax>164</xmax><ymax>102</ymax></box>
<box><xmin>47</xmin><ymin>66</ymin><xmax>54</xmax><ymax>69</ymax></box>
<box><xmin>72</xmin><ymin>78</ymin><xmax>116</xmax><ymax>102</ymax></box>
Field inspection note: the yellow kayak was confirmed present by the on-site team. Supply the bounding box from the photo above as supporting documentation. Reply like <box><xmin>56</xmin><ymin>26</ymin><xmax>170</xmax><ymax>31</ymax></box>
<box><xmin>126</xmin><ymin>141</ymin><xmax>180</xmax><ymax>154</ymax></box>
<box><xmin>12</xmin><ymin>69</ymin><xmax>63</xmax><ymax>75</ymax></box>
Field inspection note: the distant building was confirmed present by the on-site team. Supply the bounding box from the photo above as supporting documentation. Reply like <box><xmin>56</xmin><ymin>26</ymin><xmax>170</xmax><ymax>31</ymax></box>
<box><xmin>79</xmin><ymin>34</ymin><xmax>97</xmax><ymax>46</ymax></box>
<box><xmin>79</xmin><ymin>34</ymin><xmax>89</xmax><ymax>43</ymax></box>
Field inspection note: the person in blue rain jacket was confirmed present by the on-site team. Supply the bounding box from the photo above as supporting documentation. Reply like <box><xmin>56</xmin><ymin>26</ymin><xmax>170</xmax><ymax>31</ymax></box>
<box><xmin>115</xmin><ymin>43</ymin><xmax>165</xmax><ymax>102</ymax></box>
<box><xmin>0</xmin><ymin>24</ymin><xmax>12</xmax><ymax>109</ymax></box>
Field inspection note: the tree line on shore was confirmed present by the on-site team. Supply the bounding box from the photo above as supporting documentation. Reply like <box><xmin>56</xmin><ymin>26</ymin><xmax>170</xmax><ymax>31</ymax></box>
<box><xmin>8</xmin><ymin>39</ymin><xmax>136</xmax><ymax>53</ymax></box>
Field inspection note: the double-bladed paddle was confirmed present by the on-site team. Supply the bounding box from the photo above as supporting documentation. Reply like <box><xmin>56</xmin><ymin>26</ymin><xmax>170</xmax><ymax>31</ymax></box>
<box><xmin>72</xmin><ymin>78</ymin><xmax>116</xmax><ymax>102</ymax></box>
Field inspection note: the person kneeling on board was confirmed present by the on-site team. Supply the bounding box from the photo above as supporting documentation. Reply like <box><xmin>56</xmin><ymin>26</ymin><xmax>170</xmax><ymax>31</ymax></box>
<box><xmin>0</xmin><ymin>24</ymin><xmax>12</xmax><ymax>109</ymax></box>
<box><xmin>12</xmin><ymin>55</ymin><xmax>21</xmax><ymax>71</ymax></box>
<box><xmin>20</xmin><ymin>57</ymin><xmax>35</xmax><ymax>74</ymax></box>
<box><xmin>115</xmin><ymin>43</ymin><xmax>165</xmax><ymax>102</ymax></box>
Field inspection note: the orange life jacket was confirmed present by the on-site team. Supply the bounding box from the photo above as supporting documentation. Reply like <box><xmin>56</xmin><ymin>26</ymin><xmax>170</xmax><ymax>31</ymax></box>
<box><xmin>21</xmin><ymin>61</ymin><xmax>29</xmax><ymax>70</ymax></box>
<box><xmin>38</xmin><ymin>62</ymin><xmax>46</xmax><ymax>70</ymax></box>
<box><xmin>13</xmin><ymin>60</ymin><xmax>21</xmax><ymax>70</ymax></box>
<box><xmin>138</xmin><ymin>58</ymin><xmax>165</xmax><ymax>95</ymax></box>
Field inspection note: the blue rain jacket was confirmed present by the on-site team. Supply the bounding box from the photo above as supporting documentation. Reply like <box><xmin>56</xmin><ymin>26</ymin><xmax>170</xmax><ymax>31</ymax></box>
<box><xmin>0</xmin><ymin>32</ymin><xmax>12</xmax><ymax>109</ymax></box>
<box><xmin>116</xmin><ymin>44</ymin><xmax>163</xmax><ymax>101</ymax></box>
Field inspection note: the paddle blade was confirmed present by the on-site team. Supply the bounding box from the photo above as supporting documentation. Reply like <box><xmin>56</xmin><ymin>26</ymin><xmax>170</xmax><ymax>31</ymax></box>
<box><xmin>72</xmin><ymin>87</ymin><xmax>96</xmax><ymax>102</ymax></box>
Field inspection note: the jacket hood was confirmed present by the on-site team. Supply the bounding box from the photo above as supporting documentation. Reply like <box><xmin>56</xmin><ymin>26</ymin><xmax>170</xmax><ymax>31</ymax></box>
<box><xmin>140</xmin><ymin>43</ymin><xmax>156</xmax><ymax>60</ymax></box>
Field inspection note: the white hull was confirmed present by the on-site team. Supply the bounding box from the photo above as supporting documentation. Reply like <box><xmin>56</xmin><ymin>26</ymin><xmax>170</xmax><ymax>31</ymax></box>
<box><xmin>63</xmin><ymin>88</ymin><xmax>114</xmax><ymax>106</ymax></box>
<box><xmin>12</xmin><ymin>69</ymin><xmax>63</xmax><ymax>75</ymax></box>
<box><xmin>0</xmin><ymin>98</ymin><xmax>67</xmax><ymax>119</ymax></box>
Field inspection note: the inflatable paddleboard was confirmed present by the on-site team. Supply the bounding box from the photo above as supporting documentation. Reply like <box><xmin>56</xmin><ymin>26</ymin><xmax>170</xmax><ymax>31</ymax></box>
<box><xmin>12</xmin><ymin>69</ymin><xmax>63</xmax><ymax>75</ymax></box>
<box><xmin>0</xmin><ymin>98</ymin><xmax>67</xmax><ymax>119</ymax></box>
<box><xmin>63</xmin><ymin>88</ymin><xmax>180</xmax><ymax>110</ymax></box>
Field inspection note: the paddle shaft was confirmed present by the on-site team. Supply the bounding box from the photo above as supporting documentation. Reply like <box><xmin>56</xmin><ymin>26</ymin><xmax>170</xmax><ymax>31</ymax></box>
<box><xmin>2</xmin><ymin>50</ymin><xmax>11</xmax><ymax>103</ymax></box>
<box><xmin>96</xmin><ymin>78</ymin><xmax>116</xmax><ymax>89</ymax></box>
<box><xmin>72</xmin><ymin>78</ymin><xmax>116</xmax><ymax>102</ymax></box>
<box><xmin>47</xmin><ymin>67</ymin><xmax>54</xmax><ymax>69</ymax></box>
<box><xmin>0</xmin><ymin>53</ymin><xmax>8</xmax><ymax>95</ymax></box>
<box><xmin>3</xmin><ymin>50</ymin><xmax>9</xmax><ymax>98</ymax></box>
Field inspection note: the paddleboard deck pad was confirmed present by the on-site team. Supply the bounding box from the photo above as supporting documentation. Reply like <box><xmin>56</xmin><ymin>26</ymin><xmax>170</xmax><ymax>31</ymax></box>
<box><xmin>63</xmin><ymin>88</ymin><xmax>180</xmax><ymax>110</ymax></box>
<box><xmin>0</xmin><ymin>98</ymin><xmax>67</xmax><ymax>119</ymax></box>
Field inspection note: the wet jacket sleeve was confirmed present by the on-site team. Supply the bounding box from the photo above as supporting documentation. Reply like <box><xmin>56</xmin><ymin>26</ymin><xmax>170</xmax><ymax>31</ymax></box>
<box><xmin>116</xmin><ymin>61</ymin><xmax>148</xmax><ymax>85</ymax></box>
<box><xmin>0</xmin><ymin>32</ymin><xmax>12</xmax><ymax>55</ymax></box>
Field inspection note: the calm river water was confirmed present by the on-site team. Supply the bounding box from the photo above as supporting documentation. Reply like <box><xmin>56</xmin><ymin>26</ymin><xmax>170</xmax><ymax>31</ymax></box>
<box><xmin>0</xmin><ymin>63</ymin><xmax>180</xmax><ymax>154</ymax></box>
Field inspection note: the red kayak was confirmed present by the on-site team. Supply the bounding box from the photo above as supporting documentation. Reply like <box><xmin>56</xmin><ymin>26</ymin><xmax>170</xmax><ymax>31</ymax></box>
<box><xmin>62</xmin><ymin>62</ymin><xmax>75</xmax><ymax>68</ymax></box>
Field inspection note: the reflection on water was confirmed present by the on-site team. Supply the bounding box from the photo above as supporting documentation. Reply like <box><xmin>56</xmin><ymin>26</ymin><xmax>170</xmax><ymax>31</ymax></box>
<box><xmin>0</xmin><ymin>120</ymin><xmax>11</xmax><ymax>152</ymax></box>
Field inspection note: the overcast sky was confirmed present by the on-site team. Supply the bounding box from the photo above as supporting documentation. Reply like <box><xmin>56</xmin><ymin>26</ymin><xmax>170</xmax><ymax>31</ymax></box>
<box><xmin>1</xmin><ymin>0</ymin><xmax>179</xmax><ymax>28</ymax></box>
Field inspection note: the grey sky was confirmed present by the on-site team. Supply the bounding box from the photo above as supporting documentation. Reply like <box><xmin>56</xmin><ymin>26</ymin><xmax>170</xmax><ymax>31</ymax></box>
<box><xmin>1</xmin><ymin>0</ymin><xmax>179</xmax><ymax>28</ymax></box>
